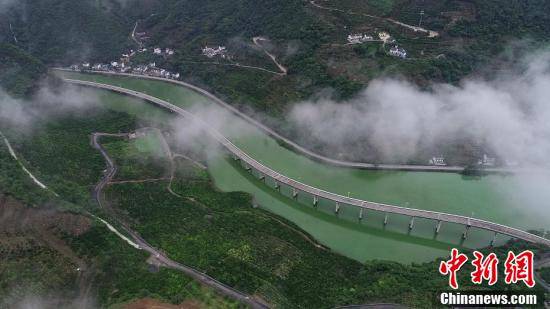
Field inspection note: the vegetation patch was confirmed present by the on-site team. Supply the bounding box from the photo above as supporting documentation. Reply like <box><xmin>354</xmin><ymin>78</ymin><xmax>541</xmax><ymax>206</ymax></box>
<box><xmin>102</xmin><ymin>137</ymin><xmax>549</xmax><ymax>308</ymax></box>
<box><xmin>0</xmin><ymin>43</ymin><xmax>46</xmax><ymax>97</ymax></box>
<box><xmin>2</xmin><ymin>110</ymin><xmax>139</xmax><ymax>207</ymax></box>
<box><xmin>0</xmin><ymin>239</ymin><xmax>78</xmax><ymax>308</ymax></box>
<box><xmin>102</xmin><ymin>131</ymin><xmax>170</xmax><ymax>181</ymax></box>
<box><xmin>1</xmin><ymin>85</ymin><xmax>548</xmax><ymax>308</ymax></box>
<box><xmin>541</xmin><ymin>267</ymin><xmax>550</xmax><ymax>283</ymax></box>
<box><xmin>68</xmin><ymin>222</ymin><xmax>241</xmax><ymax>308</ymax></box>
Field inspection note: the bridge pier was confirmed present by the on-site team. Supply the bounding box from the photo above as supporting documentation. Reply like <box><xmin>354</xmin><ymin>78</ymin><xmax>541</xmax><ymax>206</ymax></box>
<box><xmin>292</xmin><ymin>188</ymin><xmax>298</xmax><ymax>199</ymax></box>
<box><xmin>275</xmin><ymin>182</ymin><xmax>280</xmax><ymax>191</ymax></box>
<box><xmin>313</xmin><ymin>195</ymin><xmax>318</xmax><ymax>207</ymax></box>
<box><xmin>409</xmin><ymin>217</ymin><xmax>415</xmax><ymax>231</ymax></box>
<box><xmin>490</xmin><ymin>232</ymin><xmax>498</xmax><ymax>247</ymax></box>
<box><xmin>383</xmin><ymin>213</ymin><xmax>389</xmax><ymax>226</ymax></box>
<box><xmin>462</xmin><ymin>225</ymin><xmax>471</xmax><ymax>240</ymax></box>
<box><xmin>462</xmin><ymin>217</ymin><xmax>472</xmax><ymax>240</ymax></box>
<box><xmin>335</xmin><ymin>202</ymin><xmax>340</xmax><ymax>214</ymax></box>
<box><xmin>259</xmin><ymin>174</ymin><xmax>265</xmax><ymax>182</ymax></box>
<box><xmin>359</xmin><ymin>208</ymin><xmax>364</xmax><ymax>220</ymax></box>
<box><xmin>233</xmin><ymin>155</ymin><xmax>240</xmax><ymax>161</ymax></box>
<box><xmin>245</xmin><ymin>164</ymin><xmax>251</xmax><ymax>171</ymax></box>
<box><xmin>434</xmin><ymin>220</ymin><xmax>442</xmax><ymax>235</ymax></box>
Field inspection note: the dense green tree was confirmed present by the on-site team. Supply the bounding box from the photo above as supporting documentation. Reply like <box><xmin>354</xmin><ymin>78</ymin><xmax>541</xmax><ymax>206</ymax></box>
<box><xmin>0</xmin><ymin>43</ymin><xmax>46</xmax><ymax>97</ymax></box>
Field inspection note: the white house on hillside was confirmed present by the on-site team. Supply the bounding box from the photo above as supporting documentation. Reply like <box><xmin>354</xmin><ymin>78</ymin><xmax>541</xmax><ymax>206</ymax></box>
<box><xmin>389</xmin><ymin>46</ymin><xmax>407</xmax><ymax>58</ymax></box>
<box><xmin>347</xmin><ymin>33</ymin><xmax>373</xmax><ymax>44</ymax></box>
<box><xmin>429</xmin><ymin>156</ymin><xmax>446</xmax><ymax>166</ymax></box>
<box><xmin>202</xmin><ymin>46</ymin><xmax>227</xmax><ymax>58</ymax></box>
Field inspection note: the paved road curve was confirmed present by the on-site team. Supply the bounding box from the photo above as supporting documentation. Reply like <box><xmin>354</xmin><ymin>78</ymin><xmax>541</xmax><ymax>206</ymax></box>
<box><xmin>71</xmin><ymin>79</ymin><xmax>550</xmax><ymax>248</ymax></box>
<box><xmin>91</xmin><ymin>133</ymin><xmax>270</xmax><ymax>309</ymax></box>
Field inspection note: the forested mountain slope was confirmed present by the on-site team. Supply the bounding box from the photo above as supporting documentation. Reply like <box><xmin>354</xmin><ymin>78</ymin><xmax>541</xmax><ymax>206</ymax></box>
<box><xmin>0</xmin><ymin>0</ymin><xmax>137</xmax><ymax>64</ymax></box>
<box><xmin>0</xmin><ymin>43</ymin><xmax>46</xmax><ymax>97</ymax></box>
<box><xmin>1</xmin><ymin>0</ymin><xmax>550</xmax><ymax>163</ymax></box>
<box><xmin>2</xmin><ymin>0</ymin><xmax>550</xmax><ymax>104</ymax></box>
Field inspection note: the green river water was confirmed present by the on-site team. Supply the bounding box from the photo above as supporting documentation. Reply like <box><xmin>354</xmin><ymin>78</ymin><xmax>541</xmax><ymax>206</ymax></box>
<box><xmin>59</xmin><ymin>71</ymin><xmax>550</xmax><ymax>264</ymax></box>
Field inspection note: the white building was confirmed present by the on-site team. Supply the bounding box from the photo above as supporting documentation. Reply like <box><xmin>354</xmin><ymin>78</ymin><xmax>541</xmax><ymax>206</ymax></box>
<box><xmin>110</xmin><ymin>61</ymin><xmax>119</xmax><ymax>67</ymax></box>
<box><xmin>153</xmin><ymin>48</ymin><xmax>162</xmax><ymax>55</ymax></box>
<box><xmin>389</xmin><ymin>46</ymin><xmax>407</xmax><ymax>58</ymax></box>
<box><xmin>165</xmin><ymin>48</ymin><xmax>174</xmax><ymax>55</ymax></box>
<box><xmin>82</xmin><ymin>62</ymin><xmax>90</xmax><ymax>68</ymax></box>
<box><xmin>202</xmin><ymin>46</ymin><xmax>227</xmax><ymax>58</ymax></box>
<box><xmin>429</xmin><ymin>156</ymin><xmax>446</xmax><ymax>166</ymax></box>
<box><xmin>347</xmin><ymin>33</ymin><xmax>373</xmax><ymax>44</ymax></box>
<box><xmin>92</xmin><ymin>64</ymin><xmax>109</xmax><ymax>71</ymax></box>
<box><xmin>479</xmin><ymin>154</ymin><xmax>496</xmax><ymax>166</ymax></box>
<box><xmin>378</xmin><ymin>31</ymin><xmax>392</xmax><ymax>43</ymax></box>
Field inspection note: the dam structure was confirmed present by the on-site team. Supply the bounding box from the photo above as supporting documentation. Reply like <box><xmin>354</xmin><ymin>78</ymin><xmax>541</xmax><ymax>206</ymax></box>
<box><xmin>64</xmin><ymin>78</ymin><xmax>550</xmax><ymax>248</ymax></box>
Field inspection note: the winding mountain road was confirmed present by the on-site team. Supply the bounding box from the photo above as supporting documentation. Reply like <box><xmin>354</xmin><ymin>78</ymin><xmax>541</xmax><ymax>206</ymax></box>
<box><xmin>252</xmin><ymin>37</ymin><xmax>288</xmax><ymax>75</ymax></box>
<box><xmin>131</xmin><ymin>21</ymin><xmax>142</xmax><ymax>48</ymax></box>
<box><xmin>1</xmin><ymin>130</ymin><xmax>54</xmax><ymax>192</ymax></box>
<box><xmin>91</xmin><ymin>132</ymin><xmax>269</xmax><ymax>309</ymax></box>
<box><xmin>179</xmin><ymin>60</ymin><xmax>283</xmax><ymax>75</ymax></box>
<box><xmin>309</xmin><ymin>0</ymin><xmax>439</xmax><ymax>37</ymax></box>
<box><xmin>9</xmin><ymin>22</ymin><xmax>18</xmax><ymax>43</ymax></box>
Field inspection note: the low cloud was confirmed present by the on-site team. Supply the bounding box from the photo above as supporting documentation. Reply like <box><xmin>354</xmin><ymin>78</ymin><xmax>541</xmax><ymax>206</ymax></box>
<box><xmin>0</xmin><ymin>82</ymin><xmax>101</xmax><ymax>132</ymax></box>
<box><xmin>111</xmin><ymin>0</ymin><xmax>136</xmax><ymax>8</ymax></box>
<box><xmin>289</xmin><ymin>50</ymin><xmax>550</xmax><ymax>167</ymax></box>
<box><xmin>284</xmin><ymin>40</ymin><xmax>301</xmax><ymax>58</ymax></box>
<box><xmin>0</xmin><ymin>91</ymin><xmax>33</xmax><ymax>127</ymax></box>
<box><xmin>0</xmin><ymin>0</ymin><xmax>16</xmax><ymax>13</ymax></box>
<box><xmin>169</xmin><ymin>103</ymin><xmax>255</xmax><ymax>159</ymax></box>
<box><xmin>6</xmin><ymin>292</ymin><xmax>96</xmax><ymax>309</ymax></box>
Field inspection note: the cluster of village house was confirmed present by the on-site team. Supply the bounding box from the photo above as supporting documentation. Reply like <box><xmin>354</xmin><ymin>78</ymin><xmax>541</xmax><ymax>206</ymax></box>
<box><xmin>72</xmin><ymin>43</ymin><xmax>234</xmax><ymax>78</ymax></box>
<box><xmin>429</xmin><ymin>154</ymin><xmax>498</xmax><ymax>167</ymax></box>
<box><xmin>201</xmin><ymin>46</ymin><xmax>229</xmax><ymax>59</ymax></box>
<box><xmin>70</xmin><ymin>47</ymin><xmax>180</xmax><ymax>79</ymax></box>
<box><xmin>347</xmin><ymin>31</ymin><xmax>407</xmax><ymax>59</ymax></box>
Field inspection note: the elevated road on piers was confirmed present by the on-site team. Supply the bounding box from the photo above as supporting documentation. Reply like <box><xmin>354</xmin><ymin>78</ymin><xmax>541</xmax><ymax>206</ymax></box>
<box><xmin>64</xmin><ymin>78</ymin><xmax>550</xmax><ymax>248</ymax></box>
